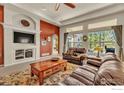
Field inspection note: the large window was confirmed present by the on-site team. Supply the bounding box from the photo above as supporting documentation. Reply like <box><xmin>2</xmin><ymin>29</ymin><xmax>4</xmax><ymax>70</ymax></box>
<box><xmin>67</xmin><ymin>33</ymin><xmax>83</xmax><ymax>49</ymax></box>
<box><xmin>88</xmin><ymin>30</ymin><xmax>116</xmax><ymax>55</ymax></box>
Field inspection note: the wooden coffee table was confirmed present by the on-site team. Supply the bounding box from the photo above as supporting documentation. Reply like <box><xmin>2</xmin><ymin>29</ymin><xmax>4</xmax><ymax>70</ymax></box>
<box><xmin>30</xmin><ymin>59</ymin><xmax>67</xmax><ymax>85</ymax></box>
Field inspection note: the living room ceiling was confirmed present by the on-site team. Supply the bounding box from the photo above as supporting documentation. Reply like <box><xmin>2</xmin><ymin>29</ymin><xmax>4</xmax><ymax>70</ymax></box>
<box><xmin>9</xmin><ymin>3</ymin><xmax>124</xmax><ymax>26</ymax></box>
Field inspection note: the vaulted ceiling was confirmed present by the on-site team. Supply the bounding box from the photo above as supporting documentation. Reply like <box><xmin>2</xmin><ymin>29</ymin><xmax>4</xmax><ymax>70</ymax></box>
<box><xmin>7</xmin><ymin>3</ymin><xmax>124</xmax><ymax>26</ymax></box>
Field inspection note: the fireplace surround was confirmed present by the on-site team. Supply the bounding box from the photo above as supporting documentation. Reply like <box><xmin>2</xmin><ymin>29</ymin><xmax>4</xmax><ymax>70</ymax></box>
<box><xmin>4</xmin><ymin>9</ymin><xmax>40</xmax><ymax>66</ymax></box>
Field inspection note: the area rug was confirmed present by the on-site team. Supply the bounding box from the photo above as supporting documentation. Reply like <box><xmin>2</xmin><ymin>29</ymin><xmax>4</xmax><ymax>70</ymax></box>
<box><xmin>0</xmin><ymin>63</ymin><xmax>78</xmax><ymax>85</ymax></box>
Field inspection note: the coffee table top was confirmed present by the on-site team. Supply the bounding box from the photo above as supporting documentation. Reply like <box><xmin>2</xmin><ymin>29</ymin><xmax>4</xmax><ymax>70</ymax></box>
<box><xmin>30</xmin><ymin>59</ymin><xmax>67</xmax><ymax>71</ymax></box>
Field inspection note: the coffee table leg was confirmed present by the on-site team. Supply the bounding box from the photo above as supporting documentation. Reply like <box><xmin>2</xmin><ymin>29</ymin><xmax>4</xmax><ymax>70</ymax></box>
<box><xmin>31</xmin><ymin>72</ymin><xmax>34</xmax><ymax>77</ymax></box>
<box><xmin>64</xmin><ymin>66</ymin><xmax>67</xmax><ymax>71</ymax></box>
<box><xmin>39</xmin><ymin>72</ymin><xmax>43</xmax><ymax>85</ymax></box>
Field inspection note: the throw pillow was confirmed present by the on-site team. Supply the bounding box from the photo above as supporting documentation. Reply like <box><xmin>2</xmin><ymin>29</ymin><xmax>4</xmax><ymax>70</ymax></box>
<box><xmin>73</xmin><ymin>52</ymin><xmax>77</xmax><ymax>56</ymax></box>
<box><xmin>69</xmin><ymin>50</ymin><xmax>74</xmax><ymax>55</ymax></box>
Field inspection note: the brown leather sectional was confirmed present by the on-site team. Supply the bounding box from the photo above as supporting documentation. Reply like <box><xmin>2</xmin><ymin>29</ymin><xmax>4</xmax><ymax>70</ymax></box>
<box><xmin>61</xmin><ymin>53</ymin><xmax>124</xmax><ymax>85</ymax></box>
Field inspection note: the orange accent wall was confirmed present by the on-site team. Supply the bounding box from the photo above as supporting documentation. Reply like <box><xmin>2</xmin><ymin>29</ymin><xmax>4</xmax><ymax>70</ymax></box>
<box><xmin>40</xmin><ymin>20</ymin><xmax>60</xmax><ymax>56</ymax></box>
<box><xmin>0</xmin><ymin>5</ymin><xmax>4</xmax><ymax>22</ymax></box>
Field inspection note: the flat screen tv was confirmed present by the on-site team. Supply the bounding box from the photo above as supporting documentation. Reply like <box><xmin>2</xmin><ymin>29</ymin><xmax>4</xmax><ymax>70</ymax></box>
<box><xmin>14</xmin><ymin>32</ymin><xmax>35</xmax><ymax>44</ymax></box>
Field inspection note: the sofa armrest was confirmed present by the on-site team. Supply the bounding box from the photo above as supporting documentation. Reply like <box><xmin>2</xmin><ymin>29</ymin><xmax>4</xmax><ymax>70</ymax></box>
<box><xmin>87</xmin><ymin>56</ymin><xmax>102</xmax><ymax>61</ymax></box>
<box><xmin>80</xmin><ymin>55</ymin><xmax>87</xmax><ymax>60</ymax></box>
<box><xmin>87</xmin><ymin>59</ymin><xmax>101</xmax><ymax>67</ymax></box>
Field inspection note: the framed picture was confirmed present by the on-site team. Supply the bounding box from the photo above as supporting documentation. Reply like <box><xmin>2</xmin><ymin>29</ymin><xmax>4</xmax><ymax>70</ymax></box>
<box><xmin>20</xmin><ymin>19</ymin><xmax>30</xmax><ymax>27</ymax></box>
<box><xmin>48</xmin><ymin>36</ymin><xmax>51</xmax><ymax>42</ymax></box>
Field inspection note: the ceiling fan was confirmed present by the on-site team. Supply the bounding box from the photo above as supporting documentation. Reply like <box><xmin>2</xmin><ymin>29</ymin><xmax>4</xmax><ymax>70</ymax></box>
<box><xmin>55</xmin><ymin>3</ymin><xmax>76</xmax><ymax>11</ymax></box>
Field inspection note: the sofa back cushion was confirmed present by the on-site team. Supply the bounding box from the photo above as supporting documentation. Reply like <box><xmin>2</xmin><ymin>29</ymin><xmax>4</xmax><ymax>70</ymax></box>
<box><xmin>101</xmin><ymin>53</ymin><xmax>120</xmax><ymax>63</ymax></box>
<box><xmin>76</xmin><ymin>48</ymin><xmax>86</xmax><ymax>53</ymax></box>
<box><xmin>69</xmin><ymin>48</ymin><xmax>86</xmax><ymax>53</ymax></box>
<box><xmin>94</xmin><ymin>58</ymin><xmax>124</xmax><ymax>85</ymax></box>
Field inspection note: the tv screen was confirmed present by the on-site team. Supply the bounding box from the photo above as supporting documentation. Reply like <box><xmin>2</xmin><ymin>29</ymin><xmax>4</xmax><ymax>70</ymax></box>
<box><xmin>14</xmin><ymin>32</ymin><xmax>35</xmax><ymax>44</ymax></box>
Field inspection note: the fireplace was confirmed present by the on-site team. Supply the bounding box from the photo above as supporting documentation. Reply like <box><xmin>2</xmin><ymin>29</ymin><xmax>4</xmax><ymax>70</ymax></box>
<box><xmin>15</xmin><ymin>49</ymin><xmax>24</xmax><ymax>60</ymax></box>
<box><xmin>25</xmin><ymin>49</ymin><xmax>33</xmax><ymax>58</ymax></box>
<box><xmin>15</xmin><ymin>49</ymin><xmax>34</xmax><ymax>60</ymax></box>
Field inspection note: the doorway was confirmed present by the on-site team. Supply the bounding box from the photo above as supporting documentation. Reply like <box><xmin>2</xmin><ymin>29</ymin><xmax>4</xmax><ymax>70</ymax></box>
<box><xmin>52</xmin><ymin>34</ymin><xmax>59</xmax><ymax>55</ymax></box>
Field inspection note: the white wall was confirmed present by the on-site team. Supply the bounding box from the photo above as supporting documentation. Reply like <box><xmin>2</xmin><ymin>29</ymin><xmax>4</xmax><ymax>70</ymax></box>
<box><xmin>3</xmin><ymin>4</ymin><xmax>41</xmax><ymax>66</ymax></box>
<box><xmin>60</xmin><ymin>12</ymin><xmax>124</xmax><ymax>55</ymax></box>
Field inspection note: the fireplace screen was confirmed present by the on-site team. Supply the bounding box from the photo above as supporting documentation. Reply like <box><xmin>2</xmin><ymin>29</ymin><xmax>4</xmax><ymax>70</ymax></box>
<box><xmin>25</xmin><ymin>49</ymin><xmax>33</xmax><ymax>58</ymax></box>
<box><xmin>15</xmin><ymin>49</ymin><xmax>24</xmax><ymax>60</ymax></box>
<box><xmin>15</xmin><ymin>49</ymin><xmax>33</xmax><ymax>60</ymax></box>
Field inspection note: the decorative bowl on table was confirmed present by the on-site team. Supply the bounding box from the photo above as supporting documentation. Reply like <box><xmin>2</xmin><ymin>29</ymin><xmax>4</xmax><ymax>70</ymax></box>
<box><xmin>51</xmin><ymin>57</ymin><xmax>60</xmax><ymax>61</ymax></box>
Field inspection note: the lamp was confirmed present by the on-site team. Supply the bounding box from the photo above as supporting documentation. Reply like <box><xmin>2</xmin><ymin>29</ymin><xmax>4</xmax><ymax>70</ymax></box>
<box><xmin>94</xmin><ymin>46</ymin><xmax>103</xmax><ymax>57</ymax></box>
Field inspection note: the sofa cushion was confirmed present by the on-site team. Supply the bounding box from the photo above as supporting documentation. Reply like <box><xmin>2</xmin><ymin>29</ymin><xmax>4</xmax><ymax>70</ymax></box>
<box><xmin>70</xmin><ymin>73</ymin><xmax>93</xmax><ymax>85</ymax></box>
<box><xmin>86</xmin><ymin>64</ymin><xmax>99</xmax><ymax>71</ymax></box>
<box><xmin>72</xmin><ymin>67</ymin><xmax>95</xmax><ymax>84</ymax></box>
<box><xmin>71</xmin><ymin>56</ymin><xmax>80</xmax><ymax>61</ymax></box>
<box><xmin>79</xmin><ymin>65</ymin><xmax>98</xmax><ymax>74</ymax></box>
<box><xmin>62</xmin><ymin>76</ymin><xmax>85</xmax><ymax>85</ymax></box>
<box><xmin>101</xmin><ymin>53</ymin><xmax>120</xmax><ymax>63</ymax></box>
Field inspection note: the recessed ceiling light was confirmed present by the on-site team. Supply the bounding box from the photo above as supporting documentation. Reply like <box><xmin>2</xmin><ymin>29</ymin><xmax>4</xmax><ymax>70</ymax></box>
<box><xmin>42</xmin><ymin>8</ymin><xmax>47</xmax><ymax>11</ymax></box>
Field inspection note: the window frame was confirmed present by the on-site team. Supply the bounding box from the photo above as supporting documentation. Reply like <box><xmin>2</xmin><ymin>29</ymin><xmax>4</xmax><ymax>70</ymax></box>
<box><xmin>88</xmin><ymin>29</ymin><xmax>116</xmax><ymax>54</ymax></box>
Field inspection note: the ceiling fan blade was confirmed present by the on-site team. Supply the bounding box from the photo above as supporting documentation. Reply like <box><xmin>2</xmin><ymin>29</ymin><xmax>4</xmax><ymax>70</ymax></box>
<box><xmin>64</xmin><ymin>3</ymin><xmax>76</xmax><ymax>8</ymax></box>
<box><xmin>55</xmin><ymin>3</ymin><xmax>60</xmax><ymax>11</ymax></box>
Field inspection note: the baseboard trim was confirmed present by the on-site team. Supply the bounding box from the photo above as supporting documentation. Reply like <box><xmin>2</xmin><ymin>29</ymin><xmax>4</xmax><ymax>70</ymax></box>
<box><xmin>0</xmin><ymin>64</ymin><xmax>4</xmax><ymax>67</ymax></box>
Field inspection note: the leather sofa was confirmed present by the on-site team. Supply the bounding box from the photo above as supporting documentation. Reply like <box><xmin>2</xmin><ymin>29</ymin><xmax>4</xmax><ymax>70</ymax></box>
<box><xmin>62</xmin><ymin>48</ymin><xmax>86</xmax><ymax>65</ymax></box>
<box><xmin>60</xmin><ymin>53</ymin><xmax>124</xmax><ymax>85</ymax></box>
